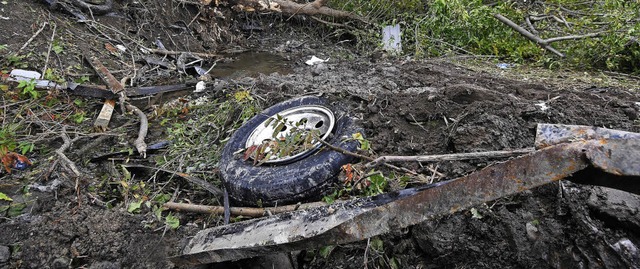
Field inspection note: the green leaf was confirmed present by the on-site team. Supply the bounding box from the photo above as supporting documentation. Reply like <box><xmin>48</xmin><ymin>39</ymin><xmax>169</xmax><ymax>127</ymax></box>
<box><xmin>370</xmin><ymin>237</ymin><xmax>384</xmax><ymax>252</ymax></box>
<box><xmin>8</xmin><ymin>203</ymin><xmax>26</xmax><ymax>217</ymax></box>
<box><xmin>272</xmin><ymin>122</ymin><xmax>285</xmax><ymax>138</ymax></box>
<box><xmin>165</xmin><ymin>213</ymin><xmax>180</xmax><ymax>229</ymax></box>
<box><xmin>319</xmin><ymin>245</ymin><xmax>335</xmax><ymax>258</ymax></box>
<box><xmin>127</xmin><ymin>200</ymin><xmax>143</xmax><ymax>213</ymax></box>
<box><xmin>0</xmin><ymin>192</ymin><xmax>12</xmax><ymax>201</ymax></box>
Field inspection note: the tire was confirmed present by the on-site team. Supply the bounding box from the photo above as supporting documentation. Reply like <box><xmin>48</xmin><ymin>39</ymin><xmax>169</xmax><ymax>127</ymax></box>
<box><xmin>219</xmin><ymin>96</ymin><xmax>362</xmax><ymax>206</ymax></box>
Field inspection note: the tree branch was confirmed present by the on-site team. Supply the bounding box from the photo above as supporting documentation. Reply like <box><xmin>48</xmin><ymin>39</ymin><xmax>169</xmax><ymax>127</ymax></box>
<box><xmin>163</xmin><ymin>201</ymin><xmax>327</xmax><ymax>217</ymax></box>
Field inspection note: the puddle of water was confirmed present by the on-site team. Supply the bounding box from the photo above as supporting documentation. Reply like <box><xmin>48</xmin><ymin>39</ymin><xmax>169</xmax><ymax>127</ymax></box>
<box><xmin>209</xmin><ymin>52</ymin><xmax>292</xmax><ymax>79</ymax></box>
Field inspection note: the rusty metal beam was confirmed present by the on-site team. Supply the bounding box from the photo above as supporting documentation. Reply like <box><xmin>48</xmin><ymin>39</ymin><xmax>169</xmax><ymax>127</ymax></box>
<box><xmin>170</xmin><ymin>138</ymin><xmax>639</xmax><ymax>266</ymax></box>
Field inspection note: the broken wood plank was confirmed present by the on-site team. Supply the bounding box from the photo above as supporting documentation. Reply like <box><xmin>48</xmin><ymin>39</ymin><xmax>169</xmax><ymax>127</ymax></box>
<box><xmin>93</xmin><ymin>99</ymin><xmax>116</xmax><ymax>132</ymax></box>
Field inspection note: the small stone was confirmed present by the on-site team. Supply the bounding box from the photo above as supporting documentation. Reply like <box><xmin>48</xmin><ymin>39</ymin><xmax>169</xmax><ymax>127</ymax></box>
<box><xmin>0</xmin><ymin>245</ymin><xmax>10</xmax><ymax>263</ymax></box>
<box><xmin>52</xmin><ymin>257</ymin><xmax>69</xmax><ymax>269</ymax></box>
<box><xmin>526</xmin><ymin>222</ymin><xmax>539</xmax><ymax>241</ymax></box>
<box><xmin>90</xmin><ymin>261</ymin><xmax>121</xmax><ymax>269</ymax></box>
<box><xmin>311</xmin><ymin>63</ymin><xmax>327</xmax><ymax>76</ymax></box>
<box><xmin>623</xmin><ymin>107</ymin><xmax>637</xmax><ymax>120</ymax></box>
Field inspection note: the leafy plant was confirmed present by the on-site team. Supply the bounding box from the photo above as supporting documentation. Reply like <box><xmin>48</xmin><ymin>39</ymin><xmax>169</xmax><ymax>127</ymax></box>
<box><xmin>165</xmin><ymin>213</ymin><xmax>180</xmax><ymax>229</ymax></box>
<box><xmin>0</xmin><ymin>192</ymin><xmax>12</xmax><ymax>201</ymax></box>
<box><xmin>243</xmin><ymin>114</ymin><xmax>320</xmax><ymax>165</ymax></box>
<box><xmin>16</xmin><ymin>79</ymin><xmax>38</xmax><ymax>99</ymax></box>
<box><xmin>52</xmin><ymin>40</ymin><xmax>64</xmax><ymax>54</ymax></box>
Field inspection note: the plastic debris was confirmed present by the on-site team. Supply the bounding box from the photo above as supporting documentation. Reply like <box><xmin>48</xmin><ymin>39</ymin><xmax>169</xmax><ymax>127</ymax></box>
<box><xmin>382</xmin><ymin>24</ymin><xmax>402</xmax><ymax>53</ymax></box>
<box><xmin>194</xmin><ymin>81</ymin><xmax>206</xmax><ymax>93</ymax></box>
<box><xmin>496</xmin><ymin>63</ymin><xmax>516</xmax><ymax>69</ymax></box>
<box><xmin>305</xmin><ymin>56</ymin><xmax>329</xmax><ymax>66</ymax></box>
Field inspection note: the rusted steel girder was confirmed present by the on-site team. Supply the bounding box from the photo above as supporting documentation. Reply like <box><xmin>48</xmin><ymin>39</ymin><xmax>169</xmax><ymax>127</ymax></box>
<box><xmin>171</xmin><ymin>138</ymin><xmax>639</xmax><ymax>266</ymax></box>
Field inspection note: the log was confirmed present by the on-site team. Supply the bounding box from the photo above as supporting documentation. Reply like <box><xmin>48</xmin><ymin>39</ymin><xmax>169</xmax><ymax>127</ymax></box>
<box><xmin>234</xmin><ymin>0</ymin><xmax>366</xmax><ymax>22</ymax></box>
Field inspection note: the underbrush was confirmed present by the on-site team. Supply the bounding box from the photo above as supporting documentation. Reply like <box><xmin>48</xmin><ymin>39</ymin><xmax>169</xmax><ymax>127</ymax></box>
<box><xmin>330</xmin><ymin>0</ymin><xmax>640</xmax><ymax>74</ymax></box>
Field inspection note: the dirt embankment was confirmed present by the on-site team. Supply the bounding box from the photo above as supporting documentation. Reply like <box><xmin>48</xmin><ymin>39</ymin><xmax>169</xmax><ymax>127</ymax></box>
<box><xmin>1</xmin><ymin>1</ymin><xmax>639</xmax><ymax>269</ymax></box>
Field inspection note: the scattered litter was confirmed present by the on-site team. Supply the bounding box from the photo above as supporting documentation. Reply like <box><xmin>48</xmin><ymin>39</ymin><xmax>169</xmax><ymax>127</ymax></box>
<box><xmin>0</xmin><ymin>16</ymin><xmax>9</xmax><ymax>20</ymax></box>
<box><xmin>194</xmin><ymin>81</ymin><xmax>206</xmax><ymax>93</ymax></box>
<box><xmin>8</xmin><ymin>69</ymin><xmax>61</xmax><ymax>89</ymax></box>
<box><xmin>496</xmin><ymin>63</ymin><xmax>516</xmax><ymax>69</ymax></box>
<box><xmin>116</xmin><ymin>44</ymin><xmax>127</xmax><ymax>52</ymax></box>
<box><xmin>535</xmin><ymin>102</ymin><xmax>549</xmax><ymax>111</ymax></box>
<box><xmin>526</xmin><ymin>222</ymin><xmax>539</xmax><ymax>240</ymax></box>
<box><xmin>382</xmin><ymin>24</ymin><xmax>402</xmax><ymax>53</ymax></box>
<box><xmin>535</xmin><ymin>96</ymin><xmax>561</xmax><ymax>111</ymax></box>
<box><xmin>305</xmin><ymin>56</ymin><xmax>329</xmax><ymax>66</ymax></box>
<box><xmin>29</xmin><ymin>179</ymin><xmax>63</xmax><ymax>192</ymax></box>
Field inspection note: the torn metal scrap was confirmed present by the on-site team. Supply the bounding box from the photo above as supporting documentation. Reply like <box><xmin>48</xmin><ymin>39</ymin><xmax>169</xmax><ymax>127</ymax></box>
<box><xmin>171</xmin><ymin>128</ymin><xmax>640</xmax><ymax>266</ymax></box>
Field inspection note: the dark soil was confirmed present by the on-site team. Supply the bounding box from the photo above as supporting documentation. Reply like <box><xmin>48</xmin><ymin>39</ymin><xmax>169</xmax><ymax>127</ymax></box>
<box><xmin>1</xmin><ymin>1</ymin><xmax>639</xmax><ymax>269</ymax></box>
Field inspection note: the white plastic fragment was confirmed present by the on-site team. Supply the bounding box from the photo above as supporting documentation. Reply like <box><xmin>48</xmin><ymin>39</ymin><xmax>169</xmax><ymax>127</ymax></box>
<box><xmin>535</xmin><ymin>102</ymin><xmax>549</xmax><ymax>111</ymax></box>
<box><xmin>194</xmin><ymin>81</ymin><xmax>206</xmax><ymax>93</ymax></box>
<box><xmin>382</xmin><ymin>24</ymin><xmax>402</xmax><ymax>53</ymax></box>
<box><xmin>8</xmin><ymin>69</ymin><xmax>61</xmax><ymax>89</ymax></box>
<box><xmin>305</xmin><ymin>56</ymin><xmax>329</xmax><ymax>66</ymax></box>
<box><xmin>116</xmin><ymin>44</ymin><xmax>127</xmax><ymax>52</ymax></box>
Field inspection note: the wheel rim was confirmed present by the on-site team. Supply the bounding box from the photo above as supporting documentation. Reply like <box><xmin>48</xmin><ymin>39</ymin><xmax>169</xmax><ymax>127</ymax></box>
<box><xmin>245</xmin><ymin>105</ymin><xmax>336</xmax><ymax>164</ymax></box>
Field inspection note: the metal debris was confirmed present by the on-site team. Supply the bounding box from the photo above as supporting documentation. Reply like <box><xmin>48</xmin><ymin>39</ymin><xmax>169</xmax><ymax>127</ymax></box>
<box><xmin>171</xmin><ymin>125</ymin><xmax>640</xmax><ymax>266</ymax></box>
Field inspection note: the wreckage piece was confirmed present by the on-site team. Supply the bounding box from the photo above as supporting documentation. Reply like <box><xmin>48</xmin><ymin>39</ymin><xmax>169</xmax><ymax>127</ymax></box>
<box><xmin>84</xmin><ymin>54</ymin><xmax>124</xmax><ymax>131</ymax></box>
<box><xmin>535</xmin><ymin>123</ymin><xmax>640</xmax><ymax>149</ymax></box>
<box><xmin>171</xmin><ymin>138</ymin><xmax>640</xmax><ymax>266</ymax></box>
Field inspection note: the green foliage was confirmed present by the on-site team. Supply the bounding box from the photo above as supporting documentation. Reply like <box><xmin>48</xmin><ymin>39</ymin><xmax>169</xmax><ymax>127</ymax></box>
<box><xmin>17</xmin><ymin>79</ymin><xmax>38</xmax><ymax>99</ymax></box>
<box><xmin>165</xmin><ymin>213</ymin><xmax>180</xmax><ymax>229</ymax></box>
<box><xmin>52</xmin><ymin>40</ymin><xmax>64</xmax><ymax>54</ymax></box>
<box><xmin>332</xmin><ymin>0</ymin><xmax>640</xmax><ymax>73</ymax></box>
<box><xmin>0</xmin><ymin>128</ymin><xmax>16</xmax><ymax>154</ymax></box>
<box><xmin>0</xmin><ymin>192</ymin><xmax>12</xmax><ymax>201</ymax></box>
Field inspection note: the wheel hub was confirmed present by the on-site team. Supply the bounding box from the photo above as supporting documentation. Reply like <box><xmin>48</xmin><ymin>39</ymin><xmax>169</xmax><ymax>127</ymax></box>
<box><xmin>245</xmin><ymin>105</ymin><xmax>335</xmax><ymax>164</ymax></box>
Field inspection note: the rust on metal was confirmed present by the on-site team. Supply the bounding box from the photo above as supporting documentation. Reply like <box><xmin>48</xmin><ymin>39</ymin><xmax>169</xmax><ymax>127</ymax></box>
<box><xmin>535</xmin><ymin>123</ymin><xmax>640</xmax><ymax>149</ymax></box>
<box><xmin>170</xmin><ymin>139</ymin><xmax>631</xmax><ymax>266</ymax></box>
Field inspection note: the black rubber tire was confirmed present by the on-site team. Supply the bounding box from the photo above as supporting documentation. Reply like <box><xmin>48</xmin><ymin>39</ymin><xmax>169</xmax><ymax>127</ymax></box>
<box><xmin>219</xmin><ymin>96</ymin><xmax>362</xmax><ymax>206</ymax></box>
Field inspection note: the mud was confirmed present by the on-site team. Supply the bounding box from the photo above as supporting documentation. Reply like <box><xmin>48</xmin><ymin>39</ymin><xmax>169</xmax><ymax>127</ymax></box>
<box><xmin>1</xmin><ymin>1</ymin><xmax>640</xmax><ymax>269</ymax></box>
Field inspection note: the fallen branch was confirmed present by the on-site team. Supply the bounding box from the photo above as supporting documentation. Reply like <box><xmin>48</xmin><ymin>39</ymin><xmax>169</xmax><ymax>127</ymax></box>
<box><xmin>234</xmin><ymin>0</ymin><xmax>367</xmax><ymax>23</ymax></box>
<box><xmin>18</xmin><ymin>21</ymin><xmax>48</xmax><ymax>54</ymax></box>
<box><xmin>366</xmin><ymin>148</ymin><xmax>535</xmax><ymax>168</ymax></box>
<box><xmin>142</xmin><ymin>47</ymin><xmax>219</xmax><ymax>59</ymax></box>
<box><xmin>124</xmin><ymin>103</ymin><xmax>148</xmax><ymax>157</ymax></box>
<box><xmin>163</xmin><ymin>200</ymin><xmax>327</xmax><ymax>217</ymax></box>
<box><xmin>493</xmin><ymin>13</ymin><xmax>603</xmax><ymax>58</ymax></box>
<box><xmin>56</xmin><ymin>128</ymin><xmax>81</xmax><ymax>177</ymax></box>
<box><xmin>316</xmin><ymin>138</ymin><xmax>419</xmax><ymax>176</ymax></box>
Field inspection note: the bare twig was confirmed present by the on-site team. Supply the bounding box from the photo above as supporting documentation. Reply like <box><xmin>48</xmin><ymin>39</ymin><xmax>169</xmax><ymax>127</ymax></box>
<box><xmin>494</xmin><ymin>13</ymin><xmax>604</xmax><ymax>58</ymax></box>
<box><xmin>163</xmin><ymin>201</ymin><xmax>327</xmax><ymax>217</ymax></box>
<box><xmin>42</xmin><ymin>22</ymin><xmax>57</xmax><ymax>78</ymax></box>
<box><xmin>545</xmin><ymin>32</ymin><xmax>603</xmax><ymax>43</ymax></box>
<box><xmin>142</xmin><ymin>47</ymin><xmax>220</xmax><ymax>58</ymax></box>
<box><xmin>494</xmin><ymin>13</ymin><xmax>565</xmax><ymax>57</ymax></box>
<box><xmin>125</xmin><ymin>103</ymin><xmax>148</xmax><ymax>157</ymax></box>
<box><xmin>366</xmin><ymin>148</ymin><xmax>535</xmax><ymax>168</ymax></box>
<box><xmin>18</xmin><ymin>21</ymin><xmax>48</xmax><ymax>54</ymax></box>
<box><xmin>316</xmin><ymin>138</ymin><xmax>418</xmax><ymax>175</ymax></box>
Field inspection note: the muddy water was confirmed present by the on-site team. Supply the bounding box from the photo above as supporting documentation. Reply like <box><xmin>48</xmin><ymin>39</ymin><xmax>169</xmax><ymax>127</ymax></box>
<box><xmin>210</xmin><ymin>52</ymin><xmax>292</xmax><ymax>79</ymax></box>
